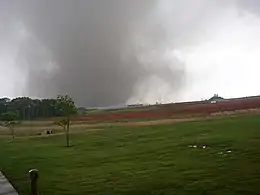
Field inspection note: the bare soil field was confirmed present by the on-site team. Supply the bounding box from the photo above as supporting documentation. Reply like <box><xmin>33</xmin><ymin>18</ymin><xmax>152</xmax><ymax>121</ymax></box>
<box><xmin>73</xmin><ymin>96</ymin><xmax>260</xmax><ymax>123</ymax></box>
<box><xmin>2</xmin><ymin>96</ymin><xmax>260</xmax><ymax>138</ymax></box>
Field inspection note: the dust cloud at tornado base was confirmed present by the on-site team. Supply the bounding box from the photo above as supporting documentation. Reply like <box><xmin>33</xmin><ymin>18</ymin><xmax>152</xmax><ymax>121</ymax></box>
<box><xmin>1</xmin><ymin>0</ymin><xmax>260</xmax><ymax>106</ymax></box>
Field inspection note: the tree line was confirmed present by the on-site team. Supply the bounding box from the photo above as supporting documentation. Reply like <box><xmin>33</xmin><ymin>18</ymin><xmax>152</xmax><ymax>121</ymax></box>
<box><xmin>0</xmin><ymin>96</ymin><xmax>79</xmax><ymax>120</ymax></box>
<box><xmin>0</xmin><ymin>95</ymin><xmax>78</xmax><ymax>147</ymax></box>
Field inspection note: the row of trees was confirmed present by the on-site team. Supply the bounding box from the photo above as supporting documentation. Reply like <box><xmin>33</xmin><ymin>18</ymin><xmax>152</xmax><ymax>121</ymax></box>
<box><xmin>0</xmin><ymin>95</ymin><xmax>77</xmax><ymax>147</ymax></box>
<box><xmin>0</xmin><ymin>97</ymin><xmax>68</xmax><ymax>120</ymax></box>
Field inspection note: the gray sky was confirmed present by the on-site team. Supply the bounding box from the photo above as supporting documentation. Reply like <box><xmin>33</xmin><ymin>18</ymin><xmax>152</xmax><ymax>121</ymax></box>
<box><xmin>1</xmin><ymin>0</ymin><xmax>260</xmax><ymax>106</ymax></box>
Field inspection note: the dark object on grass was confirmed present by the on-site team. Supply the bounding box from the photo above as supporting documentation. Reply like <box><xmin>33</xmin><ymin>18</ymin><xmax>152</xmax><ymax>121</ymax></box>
<box><xmin>46</xmin><ymin>130</ymin><xmax>53</xmax><ymax>134</ymax></box>
<box><xmin>41</xmin><ymin>130</ymin><xmax>53</xmax><ymax>135</ymax></box>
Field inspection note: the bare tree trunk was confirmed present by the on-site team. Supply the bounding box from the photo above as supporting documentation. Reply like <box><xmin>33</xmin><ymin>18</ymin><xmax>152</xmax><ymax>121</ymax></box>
<box><xmin>66</xmin><ymin>118</ymin><xmax>70</xmax><ymax>147</ymax></box>
<box><xmin>66</xmin><ymin>127</ymin><xmax>69</xmax><ymax>147</ymax></box>
<box><xmin>10</xmin><ymin>126</ymin><xmax>15</xmax><ymax>139</ymax></box>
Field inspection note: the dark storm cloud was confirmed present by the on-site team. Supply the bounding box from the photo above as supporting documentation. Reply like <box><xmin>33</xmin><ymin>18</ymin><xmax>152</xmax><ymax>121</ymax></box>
<box><xmin>1</xmin><ymin>0</ymin><xmax>259</xmax><ymax>106</ymax></box>
<box><xmin>0</xmin><ymin>0</ymin><xmax>186</xmax><ymax>107</ymax></box>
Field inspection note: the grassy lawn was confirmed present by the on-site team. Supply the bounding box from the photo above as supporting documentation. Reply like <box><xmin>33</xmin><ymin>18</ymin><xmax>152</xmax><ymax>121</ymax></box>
<box><xmin>0</xmin><ymin>115</ymin><xmax>260</xmax><ymax>194</ymax></box>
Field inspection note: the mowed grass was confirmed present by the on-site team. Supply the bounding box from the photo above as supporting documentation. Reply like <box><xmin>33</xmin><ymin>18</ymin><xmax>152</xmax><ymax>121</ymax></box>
<box><xmin>0</xmin><ymin>115</ymin><xmax>260</xmax><ymax>195</ymax></box>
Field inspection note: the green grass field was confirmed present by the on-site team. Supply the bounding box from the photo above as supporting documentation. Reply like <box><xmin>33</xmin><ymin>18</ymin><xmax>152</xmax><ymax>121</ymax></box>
<box><xmin>0</xmin><ymin>115</ymin><xmax>260</xmax><ymax>195</ymax></box>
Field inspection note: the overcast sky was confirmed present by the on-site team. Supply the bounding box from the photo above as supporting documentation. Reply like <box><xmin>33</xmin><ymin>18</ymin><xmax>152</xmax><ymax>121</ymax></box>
<box><xmin>1</xmin><ymin>0</ymin><xmax>260</xmax><ymax>106</ymax></box>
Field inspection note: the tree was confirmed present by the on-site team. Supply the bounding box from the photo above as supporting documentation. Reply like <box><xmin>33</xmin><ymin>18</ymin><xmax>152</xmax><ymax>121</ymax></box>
<box><xmin>0</xmin><ymin>98</ymin><xmax>10</xmax><ymax>117</ymax></box>
<box><xmin>55</xmin><ymin>95</ymin><xmax>77</xmax><ymax>147</ymax></box>
<box><xmin>54</xmin><ymin>118</ymin><xmax>68</xmax><ymax>134</ymax></box>
<box><xmin>1</xmin><ymin>111</ymin><xmax>20</xmax><ymax>139</ymax></box>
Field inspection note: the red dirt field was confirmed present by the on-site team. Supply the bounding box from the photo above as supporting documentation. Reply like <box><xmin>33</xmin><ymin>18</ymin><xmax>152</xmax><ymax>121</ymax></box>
<box><xmin>73</xmin><ymin>96</ymin><xmax>260</xmax><ymax>123</ymax></box>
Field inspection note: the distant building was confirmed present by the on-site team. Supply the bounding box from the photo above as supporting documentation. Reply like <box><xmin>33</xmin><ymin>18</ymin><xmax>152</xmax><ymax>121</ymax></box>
<box><xmin>127</xmin><ymin>104</ymin><xmax>143</xmax><ymax>108</ymax></box>
<box><xmin>77</xmin><ymin>107</ymin><xmax>86</xmax><ymax>115</ymax></box>
<box><xmin>208</xmin><ymin>94</ymin><xmax>225</xmax><ymax>103</ymax></box>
